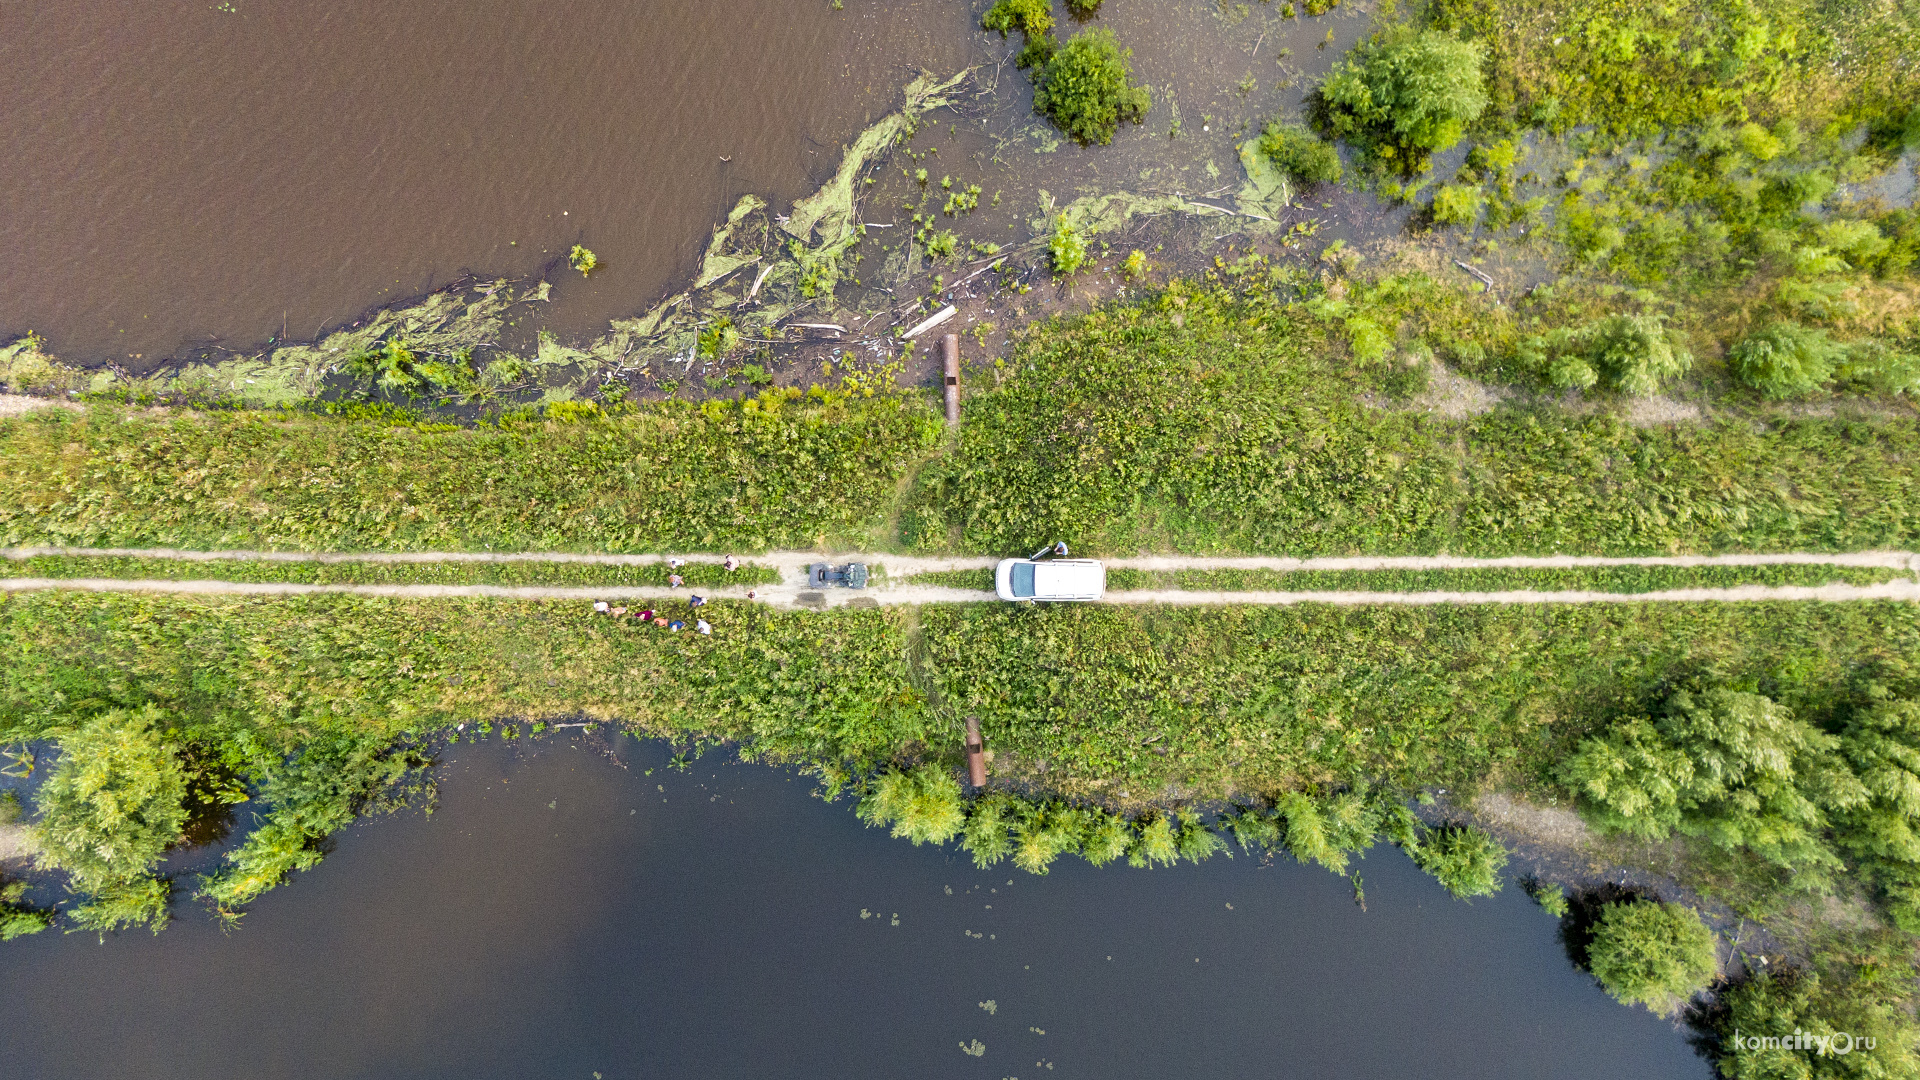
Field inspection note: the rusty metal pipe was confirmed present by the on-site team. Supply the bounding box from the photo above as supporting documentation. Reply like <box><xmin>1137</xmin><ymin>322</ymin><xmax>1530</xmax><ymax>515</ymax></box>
<box><xmin>942</xmin><ymin>333</ymin><xmax>960</xmax><ymax>426</ymax></box>
<box><xmin>964</xmin><ymin>715</ymin><xmax>986</xmax><ymax>789</ymax></box>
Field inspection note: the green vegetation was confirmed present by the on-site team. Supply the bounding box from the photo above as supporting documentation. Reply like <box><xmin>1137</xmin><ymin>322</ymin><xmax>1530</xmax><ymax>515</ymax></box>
<box><xmin>1698</xmin><ymin>928</ymin><xmax>1920</xmax><ymax>1077</ymax></box>
<box><xmin>981</xmin><ymin>0</ymin><xmax>1051</xmax><ymax>39</ymax></box>
<box><xmin>907</xmin><ymin>563</ymin><xmax>1909</xmax><ymax>593</ymax></box>
<box><xmin>1408</xmin><ymin>824</ymin><xmax>1508</xmax><ymax>898</ymax></box>
<box><xmin>905</xmin><ymin>282</ymin><xmax>1920</xmax><ymax>557</ymax></box>
<box><xmin>1584</xmin><ymin>898</ymin><xmax>1718</xmax><ymax>1011</ymax></box>
<box><xmin>1030</xmin><ymin>29</ymin><xmax>1153</xmax><ymax>146</ymax></box>
<box><xmin>857</xmin><ymin>764</ymin><xmax>964</xmax><ymax>846</ymax></box>
<box><xmin>1515</xmin><ymin>313</ymin><xmax>1692</xmax><ymax>395</ymax></box>
<box><xmin>1258</xmin><ymin>123</ymin><xmax>1344</xmax><ymax>185</ymax></box>
<box><xmin>32</xmin><ymin>707</ymin><xmax>188</xmax><ymax>934</ymax></box>
<box><xmin>1317</xmin><ymin>28</ymin><xmax>1488</xmax><ymax>171</ymax></box>
<box><xmin>568</xmin><ymin>245</ymin><xmax>598</xmax><ymax>276</ymax></box>
<box><xmin>0</xmin><ymin>380</ymin><xmax>938</xmax><ymax>553</ymax></box>
<box><xmin>0</xmin><ymin>555</ymin><xmax>782</xmax><ymax>588</ymax></box>
<box><xmin>1561</xmin><ymin>686</ymin><xmax>1884</xmax><ymax>892</ymax></box>
<box><xmin>1047</xmin><ymin>214</ymin><xmax>1086</xmax><ymax>275</ymax></box>
<box><xmin>1729</xmin><ymin>323</ymin><xmax>1847</xmax><ymax>400</ymax></box>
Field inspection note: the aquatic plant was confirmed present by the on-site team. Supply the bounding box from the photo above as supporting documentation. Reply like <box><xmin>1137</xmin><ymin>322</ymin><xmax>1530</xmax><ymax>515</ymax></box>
<box><xmin>1065</xmin><ymin>0</ymin><xmax>1103</xmax><ymax>13</ymax></box>
<box><xmin>1257</xmin><ymin>122</ymin><xmax>1343</xmax><ymax>185</ymax></box>
<box><xmin>1121</xmin><ymin>250</ymin><xmax>1148</xmax><ymax>280</ymax></box>
<box><xmin>857</xmin><ymin>765</ymin><xmax>965</xmax><ymax>846</ymax></box>
<box><xmin>697</xmin><ymin>316</ymin><xmax>742</xmax><ymax>360</ymax></box>
<box><xmin>1030</xmin><ymin>28</ymin><xmax>1152</xmax><ymax>146</ymax></box>
<box><xmin>1127</xmin><ymin>812</ymin><xmax>1179</xmax><ymax>868</ymax></box>
<box><xmin>961</xmin><ymin>793</ymin><xmax>1017</xmax><ymax>868</ymax></box>
<box><xmin>1585</xmin><ymin>899</ymin><xmax>1717</xmax><ymax>1011</ymax></box>
<box><xmin>1010</xmin><ymin>801</ymin><xmax>1082</xmax><ymax>874</ymax></box>
<box><xmin>1318</xmin><ymin>28</ymin><xmax>1487</xmax><ymax>171</ymax></box>
<box><xmin>1409</xmin><ymin>824</ymin><xmax>1507</xmax><ymax>899</ymax></box>
<box><xmin>568</xmin><ymin>245</ymin><xmax>598</xmax><ymax>276</ymax></box>
<box><xmin>200</xmin><ymin>735</ymin><xmax>431</xmax><ymax>913</ymax></box>
<box><xmin>981</xmin><ymin>0</ymin><xmax>1052</xmax><ymax>38</ymax></box>
<box><xmin>1048</xmin><ymin>214</ymin><xmax>1086</xmax><ymax>275</ymax></box>
<box><xmin>1429</xmin><ymin>183</ymin><xmax>1482</xmax><ymax>227</ymax></box>
<box><xmin>1173</xmin><ymin>812</ymin><xmax>1225</xmax><ymax>863</ymax></box>
<box><xmin>1525</xmin><ymin>878</ymin><xmax>1570</xmax><ymax>918</ymax></box>
<box><xmin>0</xmin><ymin>880</ymin><xmax>52</xmax><ymax>940</ymax></box>
<box><xmin>1080</xmin><ymin>812</ymin><xmax>1135</xmax><ymax>866</ymax></box>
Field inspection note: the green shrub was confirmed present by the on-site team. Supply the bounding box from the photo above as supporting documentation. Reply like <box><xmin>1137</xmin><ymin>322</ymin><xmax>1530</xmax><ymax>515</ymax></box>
<box><xmin>1729</xmin><ymin>323</ymin><xmax>1846</xmax><ymax>400</ymax></box>
<box><xmin>1319</xmin><ymin>28</ymin><xmax>1488</xmax><ymax>169</ymax></box>
<box><xmin>1430</xmin><ymin>183</ymin><xmax>1484</xmax><ymax>226</ymax></box>
<box><xmin>1259</xmin><ymin>122</ymin><xmax>1344</xmax><ymax>184</ymax></box>
<box><xmin>1066</xmin><ymin>0</ymin><xmax>1103</xmax><ymax>12</ymax></box>
<box><xmin>982</xmin><ymin>0</ymin><xmax>1052</xmax><ymax>37</ymax></box>
<box><xmin>1048</xmin><ymin>214</ymin><xmax>1087</xmax><ymax>275</ymax></box>
<box><xmin>961</xmin><ymin>793</ymin><xmax>1017</xmax><ymax>868</ymax></box>
<box><xmin>33</xmin><ymin>706</ymin><xmax>187</xmax><ymax>889</ymax></box>
<box><xmin>1081</xmin><ymin>812</ymin><xmax>1135</xmax><ymax>866</ymax></box>
<box><xmin>1838</xmin><ymin>340</ymin><xmax>1920</xmax><ymax>397</ymax></box>
<box><xmin>1833</xmin><ymin>690</ymin><xmax>1920</xmax><ymax>931</ymax></box>
<box><xmin>1031</xmin><ymin>28</ymin><xmax>1153</xmax><ymax>145</ymax></box>
<box><xmin>1129</xmin><ymin>812</ymin><xmax>1180</xmax><ymax>867</ymax></box>
<box><xmin>1010</xmin><ymin>801</ymin><xmax>1084</xmax><ymax>874</ymax></box>
<box><xmin>1174</xmin><ymin>811</ymin><xmax>1226</xmax><ymax>863</ymax></box>
<box><xmin>1410</xmin><ymin>824</ymin><xmax>1507</xmax><ymax>898</ymax></box>
<box><xmin>1586</xmin><ymin>899</ymin><xmax>1718</xmax><ymax>1011</ymax></box>
<box><xmin>66</xmin><ymin>874</ymin><xmax>171</xmax><ymax>936</ymax></box>
<box><xmin>1517</xmin><ymin>313</ymin><xmax>1691</xmax><ymax>395</ymax></box>
<box><xmin>1701</xmin><ymin>932</ymin><xmax>1920</xmax><ymax>1078</ymax></box>
<box><xmin>1559</xmin><ymin>688</ymin><xmax>1867</xmax><ymax>879</ymax></box>
<box><xmin>200</xmin><ymin>735</ymin><xmax>429</xmax><ymax>911</ymax></box>
<box><xmin>1526</xmin><ymin>878</ymin><xmax>1570</xmax><ymax>917</ymax></box>
<box><xmin>857</xmin><ymin>765</ymin><xmax>965</xmax><ymax>846</ymax></box>
<box><xmin>0</xmin><ymin>876</ymin><xmax>52</xmax><ymax>940</ymax></box>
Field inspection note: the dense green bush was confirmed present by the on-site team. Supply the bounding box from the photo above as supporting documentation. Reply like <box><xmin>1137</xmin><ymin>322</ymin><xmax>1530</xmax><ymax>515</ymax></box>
<box><xmin>1832</xmin><ymin>689</ymin><xmax>1920</xmax><ymax>931</ymax></box>
<box><xmin>1410</xmin><ymin>824</ymin><xmax>1508</xmax><ymax>898</ymax></box>
<box><xmin>1319</xmin><ymin>28</ymin><xmax>1488</xmax><ymax>170</ymax></box>
<box><xmin>1560</xmin><ymin>688</ymin><xmax>1866</xmax><ymax>879</ymax></box>
<box><xmin>857</xmin><ymin>765</ymin><xmax>965</xmax><ymax>846</ymax></box>
<box><xmin>1837</xmin><ymin>340</ymin><xmax>1920</xmax><ymax>398</ymax></box>
<box><xmin>33</xmin><ymin>707</ymin><xmax>187</xmax><ymax>890</ymax></box>
<box><xmin>1698</xmin><ymin>930</ymin><xmax>1920</xmax><ymax>1078</ymax></box>
<box><xmin>1031</xmin><ymin>28</ymin><xmax>1153</xmax><ymax>145</ymax></box>
<box><xmin>1258</xmin><ymin>122</ymin><xmax>1344</xmax><ymax>184</ymax></box>
<box><xmin>200</xmin><ymin>735</ymin><xmax>431</xmax><ymax>911</ymax></box>
<box><xmin>981</xmin><ymin>0</ymin><xmax>1052</xmax><ymax>37</ymax></box>
<box><xmin>1586</xmin><ymin>899</ymin><xmax>1718</xmax><ymax>1011</ymax></box>
<box><xmin>1729</xmin><ymin>323</ymin><xmax>1846</xmax><ymax>400</ymax></box>
<box><xmin>0</xmin><ymin>876</ymin><xmax>51</xmax><ymax>940</ymax></box>
<box><xmin>1430</xmin><ymin>183</ymin><xmax>1484</xmax><ymax>226</ymax></box>
<box><xmin>1516</xmin><ymin>312</ymin><xmax>1691</xmax><ymax>394</ymax></box>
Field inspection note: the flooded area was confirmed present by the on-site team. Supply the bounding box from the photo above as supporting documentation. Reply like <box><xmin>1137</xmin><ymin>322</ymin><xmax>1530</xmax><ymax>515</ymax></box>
<box><xmin>0</xmin><ymin>736</ymin><xmax>1709</xmax><ymax>1079</ymax></box>
<box><xmin>0</xmin><ymin>0</ymin><xmax>1385</xmax><ymax>368</ymax></box>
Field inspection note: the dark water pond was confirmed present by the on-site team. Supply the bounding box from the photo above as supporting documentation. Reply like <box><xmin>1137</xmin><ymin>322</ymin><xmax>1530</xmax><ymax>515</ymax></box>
<box><xmin>0</xmin><ymin>736</ymin><xmax>1709</xmax><ymax>1079</ymax></box>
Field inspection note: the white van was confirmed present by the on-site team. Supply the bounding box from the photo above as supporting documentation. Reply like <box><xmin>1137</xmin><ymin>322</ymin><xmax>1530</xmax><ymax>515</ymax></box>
<box><xmin>994</xmin><ymin>558</ymin><xmax>1107</xmax><ymax>602</ymax></box>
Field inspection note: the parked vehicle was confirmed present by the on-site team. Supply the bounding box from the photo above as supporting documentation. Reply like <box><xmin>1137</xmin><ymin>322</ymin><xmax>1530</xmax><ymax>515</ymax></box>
<box><xmin>994</xmin><ymin>557</ymin><xmax>1105</xmax><ymax>601</ymax></box>
<box><xmin>807</xmin><ymin>562</ymin><xmax>869</xmax><ymax>589</ymax></box>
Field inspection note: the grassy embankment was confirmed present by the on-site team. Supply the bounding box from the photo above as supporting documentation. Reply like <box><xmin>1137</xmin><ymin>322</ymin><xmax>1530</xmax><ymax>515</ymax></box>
<box><xmin>0</xmin><ymin>555</ymin><xmax>782</xmax><ymax>589</ymax></box>
<box><xmin>910</xmin><ymin>564</ymin><xmax>1913</xmax><ymax>593</ymax></box>
<box><xmin>4</xmin><ymin>283</ymin><xmax>1918</xmax><ymax>559</ymax></box>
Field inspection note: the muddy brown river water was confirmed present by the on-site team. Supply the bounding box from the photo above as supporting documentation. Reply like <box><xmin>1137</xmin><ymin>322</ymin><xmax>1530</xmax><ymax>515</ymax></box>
<box><xmin>0</xmin><ymin>0</ymin><xmax>968</xmax><ymax>360</ymax></box>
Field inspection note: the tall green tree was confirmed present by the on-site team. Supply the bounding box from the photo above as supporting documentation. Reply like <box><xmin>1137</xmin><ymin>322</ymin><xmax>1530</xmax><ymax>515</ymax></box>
<box><xmin>1833</xmin><ymin>689</ymin><xmax>1920</xmax><ymax>931</ymax></box>
<box><xmin>1586</xmin><ymin>898</ymin><xmax>1718</xmax><ymax>1011</ymax></box>
<box><xmin>34</xmin><ymin>706</ymin><xmax>186</xmax><ymax>887</ymax></box>
<box><xmin>1560</xmin><ymin>688</ymin><xmax>1867</xmax><ymax>878</ymax></box>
